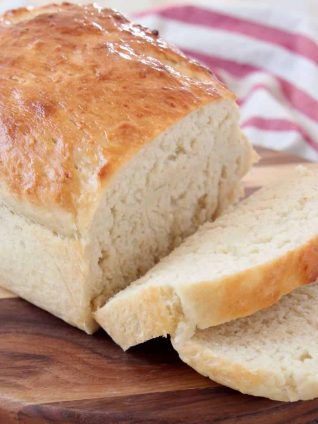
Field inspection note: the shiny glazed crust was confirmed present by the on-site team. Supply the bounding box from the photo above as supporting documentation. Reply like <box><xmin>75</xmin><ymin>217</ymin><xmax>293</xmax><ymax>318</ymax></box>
<box><xmin>0</xmin><ymin>3</ymin><xmax>232</xmax><ymax>230</ymax></box>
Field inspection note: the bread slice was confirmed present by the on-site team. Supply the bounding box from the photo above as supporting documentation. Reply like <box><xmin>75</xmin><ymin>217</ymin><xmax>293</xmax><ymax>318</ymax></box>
<box><xmin>96</xmin><ymin>167</ymin><xmax>318</xmax><ymax>349</ymax></box>
<box><xmin>0</xmin><ymin>4</ymin><xmax>253</xmax><ymax>332</ymax></box>
<box><xmin>173</xmin><ymin>281</ymin><xmax>318</xmax><ymax>402</ymax></box>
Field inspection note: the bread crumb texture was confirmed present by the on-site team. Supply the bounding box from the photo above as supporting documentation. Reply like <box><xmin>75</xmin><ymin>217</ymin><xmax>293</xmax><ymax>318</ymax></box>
<box><xmin>97</xmin><ymin>168</ymin><xmax>318</xmax><ymax>350</ymax></box>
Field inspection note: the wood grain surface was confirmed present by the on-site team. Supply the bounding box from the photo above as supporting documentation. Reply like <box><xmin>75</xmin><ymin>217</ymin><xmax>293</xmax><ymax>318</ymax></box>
<box><xmin>1</xmin><ymin>147</ymin><xmax>318</xmax><ymax>424</ymax></box>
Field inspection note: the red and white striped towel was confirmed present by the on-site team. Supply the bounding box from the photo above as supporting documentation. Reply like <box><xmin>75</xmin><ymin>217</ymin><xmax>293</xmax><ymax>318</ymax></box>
<box><xmin>135</xmin><ymin>1</ymin><xmax>318</xmax><ymax>161</ymax></box>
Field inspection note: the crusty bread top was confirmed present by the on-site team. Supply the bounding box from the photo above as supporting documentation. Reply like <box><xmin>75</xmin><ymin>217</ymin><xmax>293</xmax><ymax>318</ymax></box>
<box><xmin>0</xmin><ymin>3</ymin><xmax>232</xmax><ymax>232</ymax></box>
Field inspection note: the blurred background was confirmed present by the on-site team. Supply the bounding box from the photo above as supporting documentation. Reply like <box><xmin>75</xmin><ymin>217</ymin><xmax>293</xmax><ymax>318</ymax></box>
<box><xmin>2</xmin><ymin>0</ymin><xmax>318</xmax><ymax>15</ymax></box>
<box><xmin>1</xmin><ymin>0</ymin><xmax>318</xmax><ymax>161</ymax></box>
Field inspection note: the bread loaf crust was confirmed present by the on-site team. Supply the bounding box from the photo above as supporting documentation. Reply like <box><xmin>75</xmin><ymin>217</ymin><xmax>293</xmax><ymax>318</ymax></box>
<box><xmin>0</xmin><ymin>3</ymin><xmax>232</xmax><ymax>233</ymax></box>
<box><xmin>0</xmin><ymin>4</ymin><xmax>253</xmax><ymax>332</ymax></box>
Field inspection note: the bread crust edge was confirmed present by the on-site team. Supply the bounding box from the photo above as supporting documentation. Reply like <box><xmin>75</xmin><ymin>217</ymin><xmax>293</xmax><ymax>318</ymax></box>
<box><xmin>96</xmin><ymin>234</ymin><xmax>318</xmax><ymax>350</ymax></box>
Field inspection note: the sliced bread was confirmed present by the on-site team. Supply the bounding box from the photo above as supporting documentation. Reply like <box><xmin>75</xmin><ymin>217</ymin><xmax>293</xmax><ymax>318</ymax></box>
<box><xmin>173</xmin><ymin>281</ymin><xmax>318</xmax><ymax>402</ymax></box>
<box><xmin>96</xmin><ymin>167</ymin><xmax>318</xmax><ymax>349</ymax></box>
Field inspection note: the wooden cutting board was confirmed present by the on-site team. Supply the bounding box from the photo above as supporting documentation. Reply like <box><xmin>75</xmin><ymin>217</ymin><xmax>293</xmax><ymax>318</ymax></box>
<box><xmin>1</xmin><ymin>147</ymin><xmax>318</xmax><ymax>424</ymax></box>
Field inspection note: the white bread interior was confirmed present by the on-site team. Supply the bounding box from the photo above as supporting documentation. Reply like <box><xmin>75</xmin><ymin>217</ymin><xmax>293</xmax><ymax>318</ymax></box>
<box><xmin>173</xmin><ymin>281</ymin><xmax>318</xmax><ymax>402</ymax></box>
<box><xmin>0</xmin><ymin>99</ymin><xmax>252</xmax><ymax>331</ymax></box>
<box><xmin>96</xmin><ymin>167</ymin><xmax>318</xmax><ymax>349</ymax></box>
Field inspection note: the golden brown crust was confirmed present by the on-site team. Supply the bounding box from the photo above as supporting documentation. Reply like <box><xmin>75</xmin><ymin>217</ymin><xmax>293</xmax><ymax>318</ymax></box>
<box><xmin>182</xmin><ymin>234</ymin><xmax>318</xmax><ymax>329</ymax></box>
<box><xmin>0</xmin><ymin>3</ymin><xmax>232</xmax><ymax>214</ymax></box>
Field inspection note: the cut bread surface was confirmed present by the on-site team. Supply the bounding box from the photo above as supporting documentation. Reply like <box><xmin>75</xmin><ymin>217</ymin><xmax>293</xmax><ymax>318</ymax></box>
<box><xmin>96</xmin><ymin>167</ymin><xmax>318</xmax><ymax>349</ymax></box>
<box><xmin>173</xmin><ymin>281</ymin><xmax>318</xmax><ymax>402</ymax></box>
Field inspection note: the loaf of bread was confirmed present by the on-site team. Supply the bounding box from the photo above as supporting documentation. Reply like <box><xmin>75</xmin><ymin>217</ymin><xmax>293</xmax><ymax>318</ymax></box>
<box><xmin>97</xmin><ymin>167</ymin><xmax>318</xmax><ymax>349</ymax></box>
<box><xmin>173</xmin><ymin>281</ymin><xmax>318</xmax><ymax>402</ymax></box>
<box><xmin>0</xmin><ymin>3</ymin><xmax>253</xmax><ymax>332</ymax></box>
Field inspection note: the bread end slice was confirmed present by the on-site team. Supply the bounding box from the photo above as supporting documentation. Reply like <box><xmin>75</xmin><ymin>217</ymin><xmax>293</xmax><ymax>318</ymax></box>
<box><xmin>172</xmin><ymin>282</ymin><xmax>318</xmax><ymax>402</ymax></box>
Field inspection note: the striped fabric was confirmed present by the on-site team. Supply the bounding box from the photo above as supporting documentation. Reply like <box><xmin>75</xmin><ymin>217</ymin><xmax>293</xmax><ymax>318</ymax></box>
<box><xmin>135</xmin><ymin>1</ymin><xmax>318</xmax><ymax>161</ymax></box>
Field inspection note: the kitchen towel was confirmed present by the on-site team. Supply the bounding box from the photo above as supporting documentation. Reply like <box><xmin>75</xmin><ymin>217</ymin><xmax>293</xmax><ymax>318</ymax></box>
<box><xmin>135</xmin><ymin>1</ymin><xmax>318</xmax><ymax>161</ymax></box>
<box><xmin>1</xmin><ymin>0</ymin><xmax>318</xmax><ymax>160</ymax></box>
